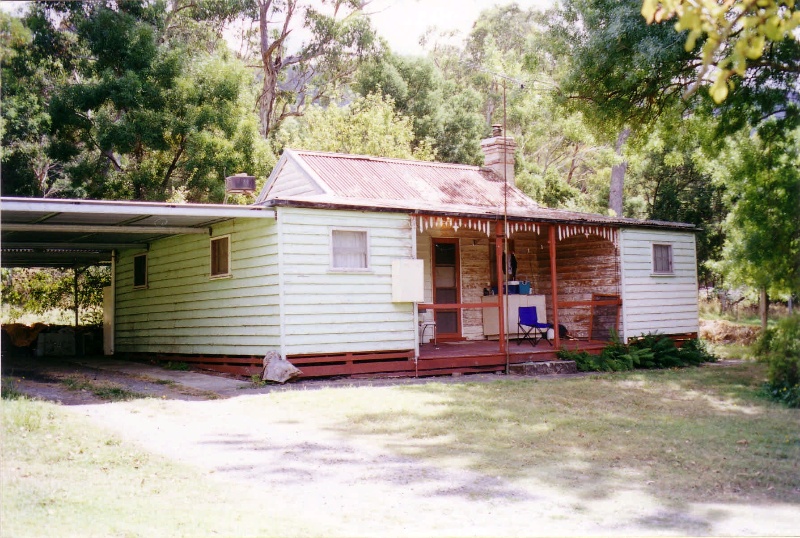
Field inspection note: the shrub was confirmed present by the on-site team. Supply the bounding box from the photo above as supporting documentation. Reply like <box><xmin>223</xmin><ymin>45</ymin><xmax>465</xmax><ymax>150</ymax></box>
<box><xmin>556</xmin><ymin>349</ymin><xmax>598</xmax><ymax>372</ymax></box>
<box><xmin>557</xmin><ymin>334</ymin><xmax>718</xmax><ymax>373</ymax></box>
<box><xmin>678</xmin><ymin>338</ymin><xmax>718</xmax><ymax>365</ymax></box>
<box><xmin>756</xmin><ymin>315</ymin><xmax>800</xmax><ymax>408</ymax></box>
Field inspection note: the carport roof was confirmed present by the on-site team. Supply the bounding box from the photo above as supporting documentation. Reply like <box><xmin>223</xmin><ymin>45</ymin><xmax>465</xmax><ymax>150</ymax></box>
<box><xmin>1</xmin><ymin>197</ymin><xmax>275</xmax><ymax>268</ymax></box>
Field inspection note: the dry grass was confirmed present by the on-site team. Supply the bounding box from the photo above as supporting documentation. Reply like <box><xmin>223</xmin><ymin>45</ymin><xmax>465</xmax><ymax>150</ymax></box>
<box><xmin>1</xmin><ymin>397</ymin><xmax>314</xmax><ymax>538</ymax></box>
<box><xmin>3</xmin><ymin>361</ymin><xmax>798</xmax><ymax>536</ymax></box>
<box><xmin>264</xmin><ymin>362</ymin><xmax>800</xmax><ymax>505</ymax></box>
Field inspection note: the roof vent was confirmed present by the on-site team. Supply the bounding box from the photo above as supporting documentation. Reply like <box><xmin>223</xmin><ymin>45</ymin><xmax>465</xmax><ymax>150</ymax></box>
<box><xmin>225</xmin><ymin>173</ymin><xmax>256</xmax><ymax>195</ymax></box>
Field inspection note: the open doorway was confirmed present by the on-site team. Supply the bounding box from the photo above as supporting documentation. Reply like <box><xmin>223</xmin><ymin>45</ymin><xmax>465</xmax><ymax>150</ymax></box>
<box><xmin>432</xmin><ymin>239</ymin><xmax>460</xmax><ymax>340</ymax></box>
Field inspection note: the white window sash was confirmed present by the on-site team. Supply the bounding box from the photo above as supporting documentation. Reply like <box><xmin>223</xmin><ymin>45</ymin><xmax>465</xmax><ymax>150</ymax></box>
<box><xmin>331</xmin><ymin>230</ymin><xmax>368</xmax><ymax>270</ymax></box>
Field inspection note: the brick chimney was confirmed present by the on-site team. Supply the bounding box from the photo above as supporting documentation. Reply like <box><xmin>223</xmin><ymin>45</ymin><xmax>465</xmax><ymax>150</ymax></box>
<box><xmin>481</xmin><ymin>124</ymin><xmax>516</xmax><ymax>184</ymax></box>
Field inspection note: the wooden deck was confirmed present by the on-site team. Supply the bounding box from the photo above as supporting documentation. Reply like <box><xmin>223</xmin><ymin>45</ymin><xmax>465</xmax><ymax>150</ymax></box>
<box><xmin>127</xmin><ymin>339</ymin><xmax>608</xmax><ymax>380</ymax></box>
<box><xmin>413</xmin><ymin>338</ymin><xmax>606</xmax><ymax>376</ymax></box>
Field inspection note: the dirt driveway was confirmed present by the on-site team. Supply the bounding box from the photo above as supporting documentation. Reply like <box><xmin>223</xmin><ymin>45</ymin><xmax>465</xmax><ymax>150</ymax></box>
<box><xmin>4</xmin><ymin>355</ymin><xmax>799</xmax><ymax>536</ymax></box>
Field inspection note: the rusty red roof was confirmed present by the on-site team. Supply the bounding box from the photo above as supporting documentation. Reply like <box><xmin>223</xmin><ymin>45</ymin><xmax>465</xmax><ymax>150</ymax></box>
<box><xmin>259</xmin><ymin>149</ymin><xmax>694</xmax><ymax>229</ymax></box>
<box><xmin>298</xmin><ymin>151</ymin><xmax>538</xmax><ymax>211</ymax></box>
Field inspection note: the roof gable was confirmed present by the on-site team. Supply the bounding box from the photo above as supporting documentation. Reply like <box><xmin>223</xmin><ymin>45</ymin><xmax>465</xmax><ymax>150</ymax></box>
<box><xmin>258</xmin><ymin>149</ymin><xmax>540</xmax><ymax>215</ymax></box>
<box><xmin>255</xmin><ymin>150</ymin><xmax>328</xmax><ymax>204</ymax></box>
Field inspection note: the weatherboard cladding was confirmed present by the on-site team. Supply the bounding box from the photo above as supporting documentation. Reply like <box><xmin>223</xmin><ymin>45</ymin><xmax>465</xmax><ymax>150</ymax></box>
<box><xmin>619</xmin><ymin>229</ymin><xmax>700</xmax><ymax>338</ymax></box>
<box><xmin>115</xmin><ymin>218</ymin><xmax>280</xmax><ymax>355</ymax></box>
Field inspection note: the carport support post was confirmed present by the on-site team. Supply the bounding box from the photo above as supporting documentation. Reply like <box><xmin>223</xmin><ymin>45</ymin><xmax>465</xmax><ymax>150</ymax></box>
<box><xmin>74</xmin><ymin>267</ymin><xmax>79</xmax><ymax>327</ymax></box>
<box><xmin>73</xmin><ymin>266</ymin><xmax>80</xmax><ymax>354</ymax></box>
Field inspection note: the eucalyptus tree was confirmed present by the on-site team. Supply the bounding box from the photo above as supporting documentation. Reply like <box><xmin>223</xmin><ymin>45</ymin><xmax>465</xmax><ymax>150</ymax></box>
<box><xmin>424</xmin><ymin>3</ymin><xmax>615</xmax><ymax>211</ymax></box>
<box><xmin>546</xmin><ymin>0</ymin><xmax>703</xmax><ymax>216</ymax></box>
<box><xmin>246</xmin><ymin>0</ymin><xmax>381</xmax><ymax>139</ymax></box>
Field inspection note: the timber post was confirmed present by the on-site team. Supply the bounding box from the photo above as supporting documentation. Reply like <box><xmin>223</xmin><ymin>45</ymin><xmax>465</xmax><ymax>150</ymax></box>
<box><xmin>495</xmin><ymin>221</ymin><xmax>506</xmax><ymax>354</ymax></box>
<box><xmin>549</xmin><ymin>224</ymin><xmax>560</xmax><ymax>349</ymax></box>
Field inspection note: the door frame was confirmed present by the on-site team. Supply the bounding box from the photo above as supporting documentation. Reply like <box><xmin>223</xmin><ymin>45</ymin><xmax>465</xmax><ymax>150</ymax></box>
<box><xmin>431</xmin><ymin>238</ymin><xmax>462</xmax><ymax>341</ymax></box>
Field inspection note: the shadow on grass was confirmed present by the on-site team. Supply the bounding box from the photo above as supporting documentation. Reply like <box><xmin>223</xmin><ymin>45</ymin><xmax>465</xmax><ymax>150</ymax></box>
<box><xmin>323</xmin><ymin>363</ymin><xmax>799</xmax><ymax>511</ymax></box>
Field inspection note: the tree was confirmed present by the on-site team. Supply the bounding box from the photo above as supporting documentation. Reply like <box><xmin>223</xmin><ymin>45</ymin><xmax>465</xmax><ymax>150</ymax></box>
<box><xmin>5</xmin><ymin>1</ymin><xmax>273</xmax><ymax>202</ymax></box>
<box><xmin>625</xmin><ymin>114</ymin><xmax>728</xmax><ymax>287</ymax></box>
<box><xmin>0</xmin><ymin>9</ymin><xmax>76</xmax><ymax>198</ymax></box>
<box><xmin>712</xmin><ymin>122</ymin><xmax>800</xmax><ymax>310</ymax></box>
<box><xmin>354</xmin><ymin>53</ymin><xmax>485</xmax><ymax>164</ymax></box>
<box><xmin>274</xmin><ymin>92</ymin><xmax>434</xmax><ymax>159</ymax></box>
<box><xmin>545</xmin><ymin>0</ymin><xmax>706</xmax><ymax>215</ymax></box>
<box><xmin>1</xmin><ymin>267</ymin><xmax>110</xmax><ymax>326</ymax></box>
<box><xmin>416</xmin><ymin>4</ymin><xmax>617</xmax><ymax>210</ymax></box>
<box><xmin>642</xmin><ymin>0</ymin><xmax>800</xmax><ymax>102</ymax></box>
<box><xmin>251</xmin><ymin>0</ymin><xmax>380</xmax><ymax>138</ymax></box>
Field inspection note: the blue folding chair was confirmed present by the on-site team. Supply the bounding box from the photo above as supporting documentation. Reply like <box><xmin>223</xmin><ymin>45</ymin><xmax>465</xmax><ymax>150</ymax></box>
<box><xmin>517</xmin><ymin>306</ymin><xmax>552</xmax><ymax>347</ymax></box>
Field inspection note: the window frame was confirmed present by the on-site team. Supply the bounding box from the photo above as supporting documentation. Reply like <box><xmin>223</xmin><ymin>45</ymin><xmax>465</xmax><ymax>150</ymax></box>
<box><xmin>651</xmin><ymin>243</ymin><xmax>674</xmax><ymax>275</ymax></box>
<box><xmin>133</xmin><ymin>253</ymin><xmax>148</xmax><ymax>289</ymax></box>
<box><xmin>210</xmin><ymin>234</ymin><xmax>232</xmax><ymax>279</ymax></box>
<box><xmin>329</xmin><ymin>228</ymin><xmax>371</xmax><ymax>272</ymax></box>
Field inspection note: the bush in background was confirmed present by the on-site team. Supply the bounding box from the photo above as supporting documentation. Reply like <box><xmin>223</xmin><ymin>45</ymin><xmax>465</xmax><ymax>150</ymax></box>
<box><xmin>755</xmin><ymin>315</ymin><xmax>800</xmax><ymax>408</ymax></box>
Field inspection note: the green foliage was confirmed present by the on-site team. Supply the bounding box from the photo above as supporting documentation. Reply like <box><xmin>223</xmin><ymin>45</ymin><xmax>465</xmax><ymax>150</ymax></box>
<box><xmin>3</xmin><ymin>2</ymin><xmax>273</xmax><ymax>202</ymax></box>
<box><xmin>1</xmin><ymin>267</ymin><xmax>110</xmax><ymax>325</ymax></box>
<box><xmin>354</xmin><ymin>53</ymin><xmax>485</xmax><ymax>164</ymax></box>
<box><xmin>755</xmin><ymin>315</ymin><xmax>800</xmax><ymax>407</ymax></box>
<box><xmin>558</xmin><ymin>335</ymin><xmax>717</xmax><ymax>372</ymax></box>
<box><xmin>711</xmin><ymin>123</ymin><xmax>800</xmax><ymax>297</ymax></box>
<box><xmin>642</xmin><ymin>0</ymin><xmax>800</xmax><ymax>103</ymax></box>
<box><xmin>274</xmin><ymin>93</ymin><xmax>435</xmax><ymax>160</ymax></box>
<box><xmin>550</xmin><ymin>0</ymin><xmax>699</xmax><ymax>133</ymax></box>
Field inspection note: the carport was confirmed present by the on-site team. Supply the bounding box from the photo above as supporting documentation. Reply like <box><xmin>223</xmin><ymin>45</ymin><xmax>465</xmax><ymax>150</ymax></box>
<box><xmin>1</xmin><ymin>197</ymin><xmax>274</xmax><ymax>354</ymax></box>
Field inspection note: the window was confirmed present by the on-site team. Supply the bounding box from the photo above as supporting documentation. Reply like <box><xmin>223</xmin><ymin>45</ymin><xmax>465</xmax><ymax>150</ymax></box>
<box><xmin>210</xmin><ymin>235</ymin><xmax>231</xmax><ymax>277</ymax></box>
<box><xmin>331</xmin><ymin>229</ymin><xmax>368</xmax><ymax>270</ymax></box>
<box><xmin>133</xmin><ymin>254</ymin><xmax>148</xmax><ymax>288</ymax></box>
<box><xmin>652</xmin><ymin>243</ymin><xmax>673</xmax><ymax>274</ymax></box>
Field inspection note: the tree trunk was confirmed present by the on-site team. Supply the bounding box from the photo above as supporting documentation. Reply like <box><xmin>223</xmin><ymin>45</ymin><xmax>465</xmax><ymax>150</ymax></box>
<box><xmin>760</xmin><ymin>287</ymin><xmax>768</xmax><ymax>331</ymax></box>
<box><xmin>608</xmin><ymin>128</ymin><xmax>630</xmax><ymax>217</ymax></box>
<box><xmin>258</xmin><ymin>1</ymin><xmax>278</xmax><ymax>138</ymax></box>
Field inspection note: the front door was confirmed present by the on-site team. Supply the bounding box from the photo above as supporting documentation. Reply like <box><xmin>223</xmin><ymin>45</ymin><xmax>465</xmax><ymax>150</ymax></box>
<box><xmin>433</xmin><ymin>239</ymin><xmax>461</xmax><ymax>340</ymax></box>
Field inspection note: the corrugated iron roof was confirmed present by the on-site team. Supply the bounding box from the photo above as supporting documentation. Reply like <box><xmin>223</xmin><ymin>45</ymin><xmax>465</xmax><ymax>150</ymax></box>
<box><xmin>295</xmin><ymin>151</ymin><xmax>539</xmax><ymax>213</ymax></box>
<box><xmin>263</xmin><ymin>150</ymin><xmax>694</xmax><ymax>230</ymax></box>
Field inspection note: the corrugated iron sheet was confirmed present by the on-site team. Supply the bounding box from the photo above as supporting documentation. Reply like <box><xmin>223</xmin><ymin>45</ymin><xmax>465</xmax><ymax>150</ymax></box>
<box><xmin>299</xmin><ymin>152</ymin><xmax>538</xmax><ymax>212</ymax></box>
<box><xmin>275</xmin><ymin>151</ymin><xmax>693</xmax><ymax>229</ymax></box>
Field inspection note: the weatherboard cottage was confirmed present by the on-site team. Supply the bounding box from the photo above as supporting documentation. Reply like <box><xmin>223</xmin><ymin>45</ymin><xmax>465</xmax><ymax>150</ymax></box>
<box><xmin>2</xmin><ymin>130</ymin><xmax>699</xmax><ymax>378</ymax></box>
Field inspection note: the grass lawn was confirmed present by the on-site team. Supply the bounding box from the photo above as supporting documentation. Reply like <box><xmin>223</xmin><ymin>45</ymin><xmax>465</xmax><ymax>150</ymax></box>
<box><xmin>259</xmin><ymin>361</ymin><xmax>800</xmax><ymax>505</ymax></box>
<box><xmin>3</xmin><ymin>360</ymin><xmax>799</xmax><ymax>536</ymax></box>
<box><xmin>1</xmin><ymin>397</ymin><xmax>315</xmax><ymax>538</ymax></box>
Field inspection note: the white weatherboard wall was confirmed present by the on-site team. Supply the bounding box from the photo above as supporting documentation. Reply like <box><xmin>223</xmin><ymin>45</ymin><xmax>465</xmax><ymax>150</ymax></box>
<box><xmin>278</xmin><ymin>207</ymin><xmax>416</xmax><ymax>355</ymax></box>
<box><xmin>619</xmin><ymin>228</ymin><xmax>699</xmax><ymax>340</ymax></box>
<box><xmin>115</xmin><ymin>218</ymin><xmax>279</xmax><ymax>355</ymax></box>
